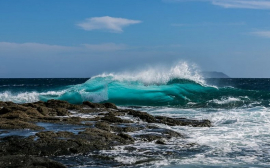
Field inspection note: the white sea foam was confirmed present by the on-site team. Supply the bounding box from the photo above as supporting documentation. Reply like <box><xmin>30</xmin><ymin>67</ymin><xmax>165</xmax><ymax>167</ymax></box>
<box><xmin>209</xmin><ymin>97</ymin><xmax>241</xmax><ymax>104</ymax></box>
<box><xmin>0</xmin><ymin>90</ymin><xmax>66</xmax><ymax>103</ymax></box>
<box><xmin>92</xmin><ymin>61</ymin><xmax>206</xmax><ymax>85</ymax></box>
<box><xmin>142</xmin><ymin>106</ymin><xmax>270</xmax><ymax>167</ymax></box>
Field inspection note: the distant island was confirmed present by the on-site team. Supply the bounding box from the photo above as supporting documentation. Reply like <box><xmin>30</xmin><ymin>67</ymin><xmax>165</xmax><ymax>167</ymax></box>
<box><xmin>201</xmin><ymin>71</ymin><xmax>230</xmax><ymax>78</ymax></box>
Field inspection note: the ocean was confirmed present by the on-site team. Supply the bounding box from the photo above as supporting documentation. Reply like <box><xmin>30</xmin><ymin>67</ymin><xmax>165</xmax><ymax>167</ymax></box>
<box><xmin>1</xmin><ymin>64</ymin><xmax>270</xmax><ymax>167</ymax></box>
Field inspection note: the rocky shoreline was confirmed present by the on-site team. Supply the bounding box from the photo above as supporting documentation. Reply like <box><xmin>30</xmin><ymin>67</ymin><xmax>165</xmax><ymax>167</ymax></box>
<box><xmin>0</xmin><ymin>100</ymin><xmax>211</xmax><ymax>168</ymax></box>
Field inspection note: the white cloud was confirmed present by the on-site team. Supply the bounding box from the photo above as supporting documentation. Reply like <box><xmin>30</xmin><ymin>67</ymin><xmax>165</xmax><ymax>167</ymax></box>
<box><xmin>212</xmin><ymin>0</ymin><xmax>270</xmax><ymax>9</ymax></box>
<box><xmin>83</xmin><ymin>43</ymin><xmax>127</xmax><ymax>51</ymax></box>
<box><xmin>77</xmin><ymin>16</ymin><xmax>141</xmax><ymax>33</ymax></box>
<box><xmin>164</xmin><ymin>0</ymin><xmax>270</xmax><ymax>9</ymax></box>
<box><xmin>0</xmin><ymin>42</ymin><xmax>72</xmax><ymax>52</ymax></box>
<box><xmin>250</xmin><ymin>31</ymin><xmax>270</xmax><ymax>38</ymax></box>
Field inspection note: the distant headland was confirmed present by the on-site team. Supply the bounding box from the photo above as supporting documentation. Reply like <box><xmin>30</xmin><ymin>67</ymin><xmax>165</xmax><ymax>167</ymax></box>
<box><xmin>201</xmin><ymin>71</ymin><xmax>230</xmax><ymax>78</ymax></box>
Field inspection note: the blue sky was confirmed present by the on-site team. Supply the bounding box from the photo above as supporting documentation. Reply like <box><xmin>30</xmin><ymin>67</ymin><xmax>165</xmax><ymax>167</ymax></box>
<box><xmin>0</xmin><ymin>0</ymin><xmax>270</xmax><ymax>78</ymax></box>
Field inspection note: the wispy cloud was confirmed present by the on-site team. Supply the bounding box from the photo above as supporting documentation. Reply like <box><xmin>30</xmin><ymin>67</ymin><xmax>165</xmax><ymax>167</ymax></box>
<box><xmin>82</xmin><ymin>43</ymin><xmax>127</xmax><ymax>51</ymax></box>
<box><xmin>212</xmin><ymin>0</ymin><xmax>270</xmax><ymax>9</ymax></box>
<box><xmin>77</xmin><ymin>16</ymin><xmax>141</xmax><ymax>33</ymax></box>
<box><xmin>0</xmin><ymin>42</ymin><xmax>73</xmax><ymax>53</ymax></box>
<box><xmin>164</xmin><ymin>0</ymin><xmax>270</xmax><ymax>9</ymax></box>
<box><xmin>250</xmin><ymin>31</ymin><xmax>270</xmax><ymax>38</ymax></box>
<box><xmin>0</xmin><ymin>42</ymin><xmax>129</xmax><ymax>53</ymax></box>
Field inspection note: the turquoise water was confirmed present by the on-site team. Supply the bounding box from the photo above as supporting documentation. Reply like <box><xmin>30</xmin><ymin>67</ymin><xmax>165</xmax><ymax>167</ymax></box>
<box><xmin>1</xmin><ymin>76</ymin><xmax>270</xmax><ymax>108</ymax></box>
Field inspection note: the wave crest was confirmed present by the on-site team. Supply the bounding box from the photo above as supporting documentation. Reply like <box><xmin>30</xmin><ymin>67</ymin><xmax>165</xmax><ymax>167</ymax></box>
<box><xmin>92</xmin><ymin>62</ymin><xmax>205</xmax><ymax>85</ymax></box>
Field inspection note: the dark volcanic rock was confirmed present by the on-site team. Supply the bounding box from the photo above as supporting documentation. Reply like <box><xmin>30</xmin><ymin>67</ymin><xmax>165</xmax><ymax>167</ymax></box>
<box><xmin>0</xmin><ymin>100</ymin><xmax>212</xmax><ymax>167</ymax></box>
<box><xmin>0</xmin><ymin>101</ymin><xmax>7</xmax><ymax>107</ymax></box>
<box><xmin>45</xmin><ymin>99</ymin><xmax>79</xmax><ymax>110</ymax></box>
<box><xmin>101</xmin><ymin>113</ymin><xmax>133</xmax><ymax>123</ymax></box>
<box><xmin>126</xmin><ymin>110</ymin><xmax>156</xmax><ymax>123</ymax></box>
<box><xmin>37</xmin><ymin>106</ymin><xmax>49</xmax><ymax>116</ymax></box>
<box><xmin>83</xmin><ymin>101</ymin><xmax>105</xmax><ymax>108</ymax></box>
<box><xmin>111</xmin><ymin>125</ymin><xmax>145</xmax><ymax>133</ymax></box>
<box><xmin>0</xmin><ymin>155</ymin><xmax>66</xmax><ymax>168</ymax></box>
<box><xmin>0</xmin><ymin>105</ymin><xmax>28</xmax><ymax>114</ymax></box>
<box><xmin>155</xmin><ymin>116</ymin><xmax>211</xmax><ymax>127</ymax></box>
<box><xmin>55</xmin><ymin>108</ymin><xmax>69</xmax><ymax>116</ymax></box>
<box><xmin>0</xmin><ymin>111</ymin><xmax>29</xmax><ymax>119</ymax></box>
<box><xmin>135</xmin><ymin>128</ymin><xmax>183</xmax><ymax>142</ymax></box>
<box><xmin>95</xmin><ymin>121</ymin><xmax>111</xmax><ymax>131</ymax></box>
<box><xmin>156</xmin><ymin>139</ymin><xmax>166</xmax><ymax>145</ymax></box>
<box><xmin>135</xmin><ymin>134</ymin><xmax>163</xmax><ymax>142</ymax></box>
<box><xmin>118</xmin><ymin>133</ymin><xmax>134</xmax><ymax>141</ymax></box>
<box><xmin>103</xmin><ymin>102</ymin><xmax>118</xmax><ymax>109</ymax></box>
<box><xmin>79</xmin><ymin>128</ymin><xmax>134</xmax><ymax>145</ymax></box>
<box><xmin>0</xmin><ymin>120</ymin><xmax>44</xmax><ymax>130</ymax></box>
<box><xmin>0</xmin><ymin>128</ymin><xmax>134</xmax><ymax>157</ymax></box>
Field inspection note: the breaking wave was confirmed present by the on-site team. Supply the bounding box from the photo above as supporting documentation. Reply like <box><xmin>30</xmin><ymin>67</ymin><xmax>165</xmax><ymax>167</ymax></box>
<box><xmin>1</xmin><ymin>62</ymin><xmax>270</xmax><ymax>108</ymax></box>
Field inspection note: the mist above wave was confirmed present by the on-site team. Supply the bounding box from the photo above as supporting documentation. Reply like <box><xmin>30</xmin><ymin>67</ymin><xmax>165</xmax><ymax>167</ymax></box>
<box><xmin>91</xmin><ymin>62</ymin><xmax>205</xmax><ymax>85</ymax></box>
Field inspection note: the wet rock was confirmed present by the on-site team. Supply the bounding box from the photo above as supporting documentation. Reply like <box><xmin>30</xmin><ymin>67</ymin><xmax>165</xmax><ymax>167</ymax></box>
<box><xmin>22</xmin><ymin>103</ymin><xmax>40</xmax><ymax>108</ymax></box>
<box><xmin>161</xmin><ymin>129</ymin><xmax>183</xmax><ymax>138</ymax></box>
<box><xmin>0</xmin><ymin>107</ymin><xmax>11</xmax><ymax>115</ymax></box>
<box><xmin>95</xmin><ymin>121</ymin><xmax>111</xmax><ymax>131</ymax></box>
<box><xmin>135</xmin><ymin>134</ymin><xmax>163</xmax><ymax>142</ymax></box>
<box><xmin>45</xmin><ymin>99</ymin><xmax>78</xmax><ymax>110</ymax></box>
<box><xmin>33</xmin><ymin>101</ymin><xmax>46</xmax><ymax>106</ymax></box>
<box><xmin>4</xmin><ymin>101</ymin><xmax>16</xmax><ymax>106</ymax></box>
<box><xmin>155</xmin><ymin>116</ymin><xmax>212</xmax><ymax>127</ymax></box>
<box><xmin>111</xmin><ymin>125</ymin><xmax>144</xmax><ymax>133</ymax></box>
<box><xmin>0</xmin><ymin>136</ymin><xmax>39</xmax><ymax>156</ymax></box>
<box><xmin>36</xmin><ymin>131</ymin><xmax>74</xmax><ymax>139</ymax></box>
<box><xmin>0</xmin><ymin>105</ymin><xmax>45</xmax><ymax>119</ymax></box>
<box><xmin>25</xmin><ymin>108</ymin><xmax>44</xmax><ymax>118</ymax></box>
<box><xmin>37</xmin><ymin>106</ymin><xmax>49</xmax><ymax>116</ymax></box>
<box><xmin>118</xmin><ymin>133</ymin><xmax>134</xmax><ymax>141</ymax></box>
<box><xmin>127</xmin><ymin>110</ymin><xmax>156</xmax><ymax>123</ymax></box>
<box><xmin>0</xmin><ymin>135</ymin><xmax>78</xmax><ymax>156</ymax></box>
<box><xmin>0</xmin><ymin>128</ymin><xmax>134</xmax><ymax>157</ymax></box>
<box><xmin>0</xmin><ymin>101</ymin><xmax>7</xmax><ymax>107</ymax></box>
<box><xmin>79</xmin><ymin>128</ymin><xmax>134</xmax><ymax>146</ymax></box>
<box><xmin>107</xmin><ymin>111</ymin><xmax>125</xmax><ymax>116</ymax></box>
<box><xmin>135</xmin><ymin>128</ymin><xmax>183</xmax><ymax>142</ymax></box>
<box><xmin>120</xmin><ymin>109</ymin><xmax>212</xmax><ymax>127</ymax></box>
<box><xmin>0</xmin><ymin>100</ymin><xmax>213</xmax><ymax>167</ymax></box>
<box><xmin>56</xmin><ymin>131</ymin><xmax>74</xmax><ymax>138</ymax></box>
<box><xmin>156</xmin><ymin>139</ymin><xmax>166</xmax><ymax>145</ymax></box>
<box><xmin>61</xmin><ymin>117</ymin><xmax>95</xmax><ymax>126</ymax></box>
<box><xmin>36</xmin><ymin>131</ymin><xmax>58</xmax><ymax>138</ymax></box>
<box><xmin>62</xmin><ymin>117</ymin><xmax>81</xmax><ymax>124</ymax></box>
<box><xmin>0</xmin><ymin>111</ymin><xmax>29</xmax><ymax>119</ymax></box>
<box><xmin>103</xmin><ymin>102</ymin><xmax>117</xmax><ymax>109</ymax></box>
<box><xmin>0</xmin><ymin>155</ymin><xmax>66</xmax><ymax>168</ymax></box>
<box><xmin>0</xmin><ymin>105</ymin><xmax>28</xmax><ymax>115</ymax></box>
<box><xmin>41</xmin><ymin>116</ymin><xmax>62</xmax><ymax>121</ymax></box>
<box><xmin>123</xmin><ymin>126</ymin><xmax>139</xmax><ymax>132</ymax></box>
<box><xmin>124</xmin><ymin>146</ymin><xmax>137</xmax><ymax>151</ymax></box>
<box><xmin>55</xmin><ymin>108</ymin><xmax>69</xmax><ymax>116</ymax></box>
<box><xmin>101</xmin><ymin>113</ymin><xmax>133</xmax><ymax>123</ymax></box>
<box><xmin>83</xmin><ymin>101</ymin><xmax>105</xmax><ymax>108</ymax></box>
<box><xmin>77</xmin><ymin>108</ymin><xmax>101</xmax><ymax>114</ymax></box>
<box><xmin>0</xmin><ymin>120</ymin><xmax>44</xmax><ymax>130</ymax></box>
